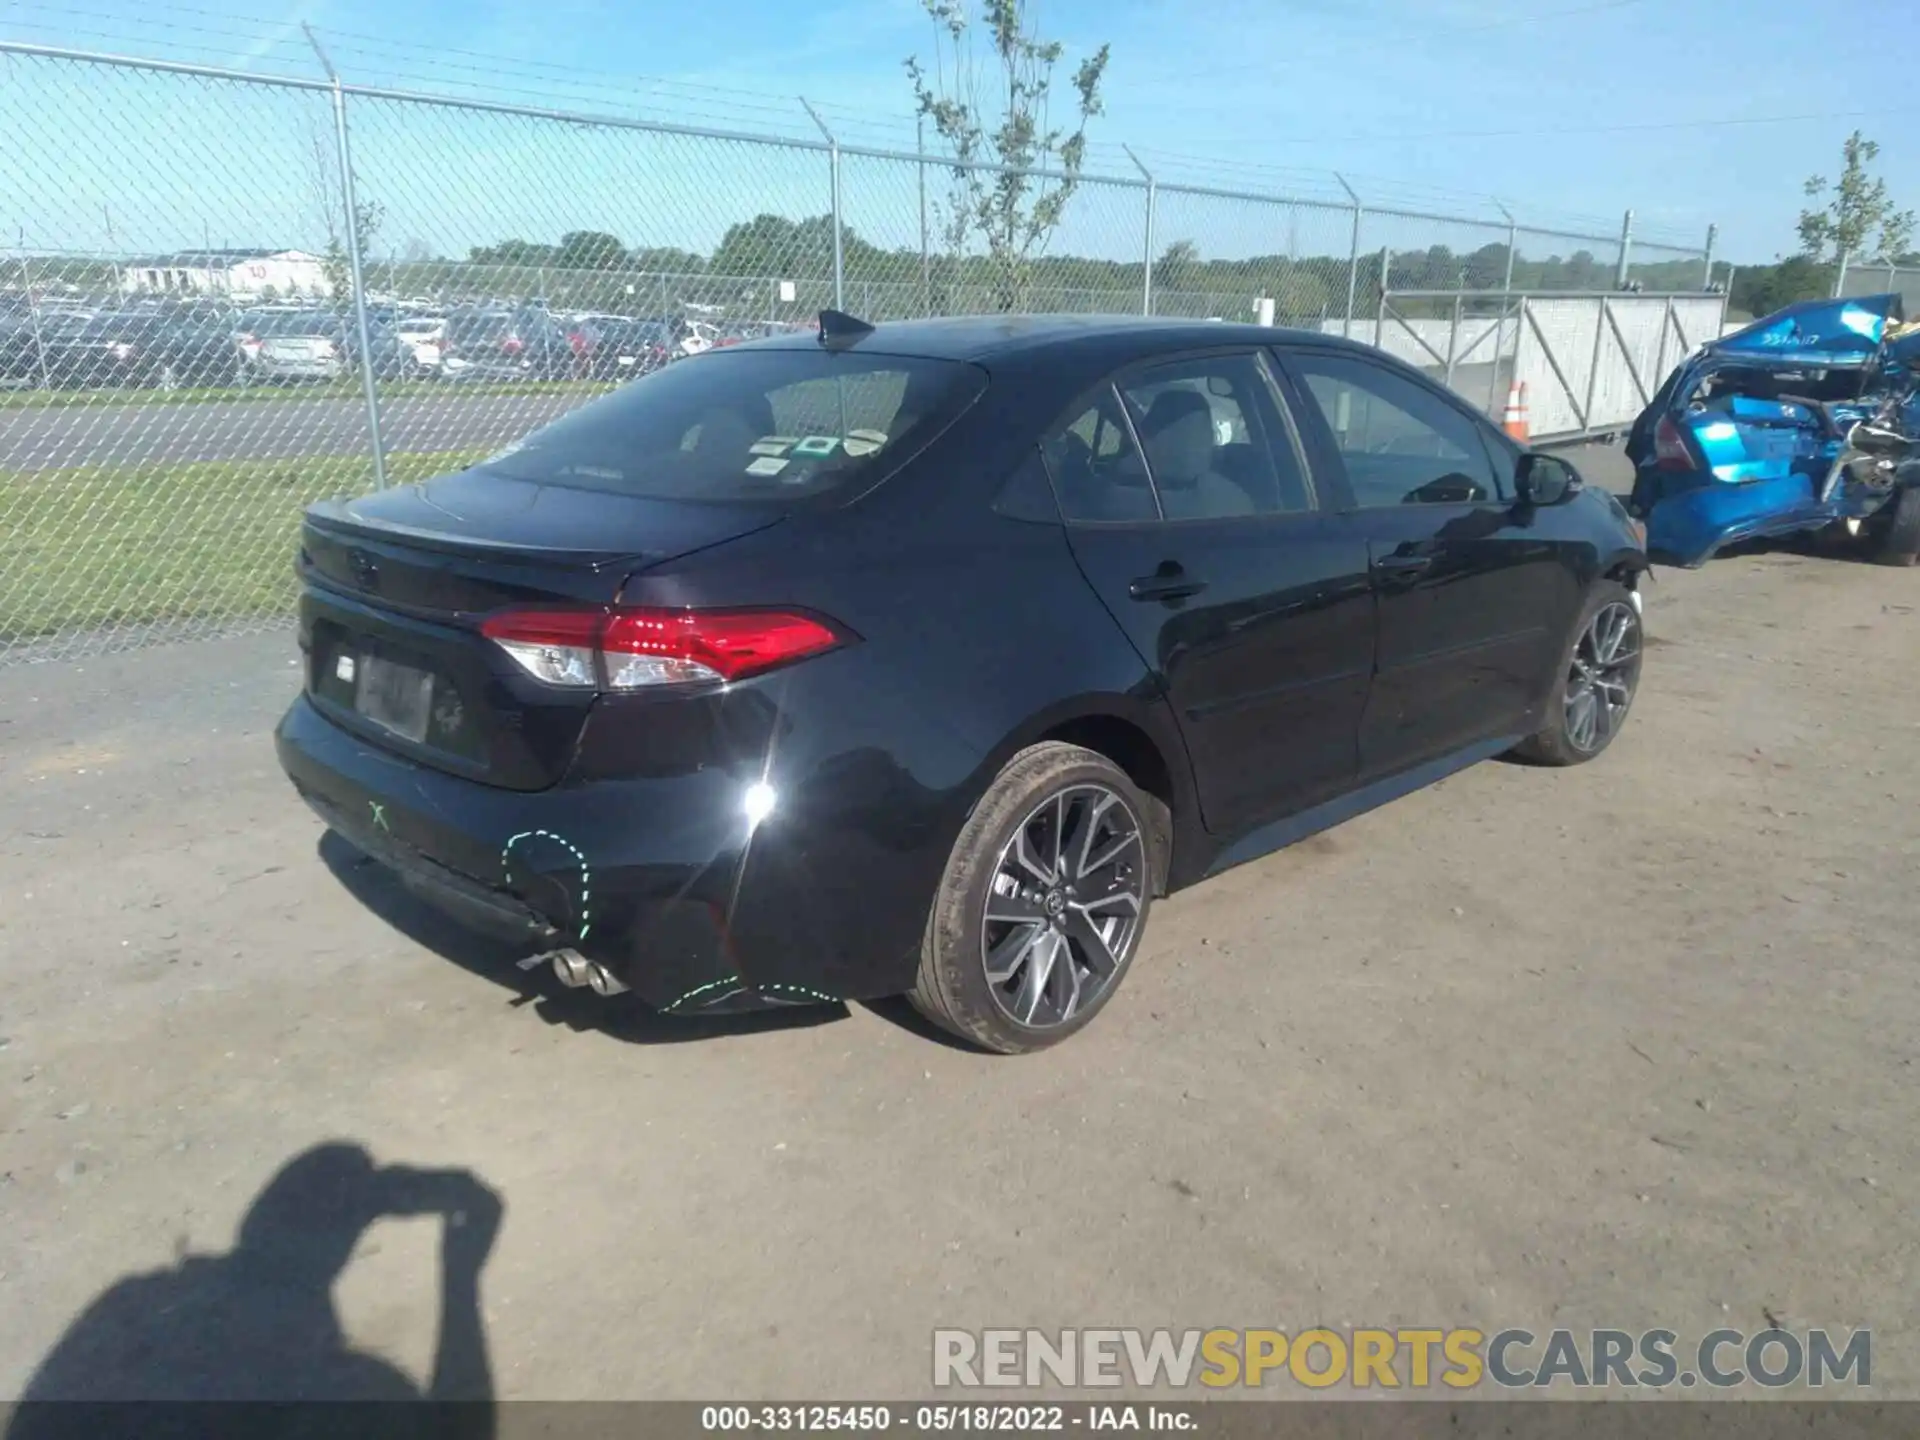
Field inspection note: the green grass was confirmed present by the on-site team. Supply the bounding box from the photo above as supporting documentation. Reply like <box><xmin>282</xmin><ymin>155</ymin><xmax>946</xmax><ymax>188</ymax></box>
<box><xmin>1</xmin><ymin>449</ymin><xmax>490</xmax><ymax>643</ymax></box>
<box><xmin>0</xmin><ymin>377</ymin><xmax>615</xmax><ymax>411</ymax></box>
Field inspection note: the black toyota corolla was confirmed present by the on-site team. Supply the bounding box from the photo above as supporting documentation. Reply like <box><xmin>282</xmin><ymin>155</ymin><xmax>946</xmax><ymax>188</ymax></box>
<box><xmin>276</xmin><ymin>312</ymin><xmax>1648</xmax><ymax>1053</ymax></box>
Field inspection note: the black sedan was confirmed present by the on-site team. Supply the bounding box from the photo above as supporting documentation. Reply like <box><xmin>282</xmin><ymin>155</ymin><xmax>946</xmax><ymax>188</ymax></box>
<box><xmin>37</xmin><ymin>309</ymin><xmax>240</xmax><ymax>389</ymax></box>
<box><xmin>276</xmin><ymin>313</ymin><xmax>1648</xmax><ymax>1053</ymax></box>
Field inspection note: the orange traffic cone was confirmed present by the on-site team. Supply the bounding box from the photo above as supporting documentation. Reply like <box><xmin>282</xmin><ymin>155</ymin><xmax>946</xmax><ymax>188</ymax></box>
<box><xmin>1502</xmin><ymin>381</ymin><xmax>1531</xmax><ymax>443</ymax></box>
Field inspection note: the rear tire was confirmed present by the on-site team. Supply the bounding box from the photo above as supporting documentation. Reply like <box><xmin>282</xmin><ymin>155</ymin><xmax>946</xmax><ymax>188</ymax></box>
<box><xmin>909</xmin><ymin>743</ymin><xmax>1156</xmax><ymax>1054</ymax></box>
<box><xmin>1512</xmin><ymin>579</ymin><xmax>1644</xmax><ymax>767</ymax></box>
<box><xmin>1869</xmin><ymin>485</ymin><xmax>1920</xmax><ymax>567</ymax></box>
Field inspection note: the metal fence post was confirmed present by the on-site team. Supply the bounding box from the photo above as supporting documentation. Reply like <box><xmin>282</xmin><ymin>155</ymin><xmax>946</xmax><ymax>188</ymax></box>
<box><xmin>1833</xmin><ymin>246</ymin><xmax>1850</xmax><ymax>300</ymax></box>
<box><xmin>18</xmin><ymin>252</ymin><xmax>55</xmax><ymax>392</ymax></box>
<box><xmin>1336</xmin><ymin>174</ymin><xmax>1361</xmax><ymax>340</ymax></box>
<box><xmin>917</xmin><ymin>116</ymin><xmax>931</xmax><ymax>318</ymax></box>
<box><xmin>1444</xmin><ymin>291</ymin><xmax>1462</xmax><ymax>388</ymax></box>
<box><xmin>1889</xmin><ymin>258</ymin><xmax>1899</xmax><ymax>292</ymax></box>
<box><xmin>800</xmin><ymin>99</ymin><xmax>844</xmax><ymax>310</ymax></box>
<box><xmin>304</xmin><ymin>24</ymin><xmax>386</xmax><ymax>489</ymax></box>
<box><xmin>1702</xmin><ymin>223</ymin><xmax>1717</xmax><ymax>290</ymax></box>
<box><xmin>1615</xmin><ymin>209</ymin><xmax>1634</xmax><ymax>289</ymax></box>
<box><xmin>1126</xmin><ymin>146</ymin><xmax>1154</xmax><ymax>317</ymax></box>
<box><xmin>1375</xmin><ymin>246</ymin><xmax>1390</xmax><ymax>348</ymax></box>
<box><xmin>1490</xmin><ymin>204</ymin><xmax>1517</xmax><ymax>412</ymax></box>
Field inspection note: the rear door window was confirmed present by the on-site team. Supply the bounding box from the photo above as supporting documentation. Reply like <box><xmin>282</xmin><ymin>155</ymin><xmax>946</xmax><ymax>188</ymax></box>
<box><xmin>477</xmin><ymin>348</ymin><xmax>986</xmax><ymax>502</ymax></box>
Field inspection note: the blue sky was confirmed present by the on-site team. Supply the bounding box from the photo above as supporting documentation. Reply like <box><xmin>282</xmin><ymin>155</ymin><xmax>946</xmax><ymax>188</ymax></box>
<box><xmin>3</xmin><ymin>0</ymin><xmax>1918</xmax><ymax>264</ymax></box>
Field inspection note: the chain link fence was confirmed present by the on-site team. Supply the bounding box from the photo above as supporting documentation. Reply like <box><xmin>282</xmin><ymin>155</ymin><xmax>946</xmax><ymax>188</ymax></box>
<box><xmin>0</xmin><ymin>39</ymin><xmax>1717</xmax><ymax>663</ymax></box>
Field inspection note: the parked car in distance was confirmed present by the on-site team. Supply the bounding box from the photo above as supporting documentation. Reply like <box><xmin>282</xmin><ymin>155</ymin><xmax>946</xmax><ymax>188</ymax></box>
<box><xmin>1626</xmin><ymin>293</ymin><xmax>1920</xmax><ymax>567</ymax></box>
<box><xmin>394</xmin><ymin>315</ymin><xmax>448</xmax><ymax>371</ymax></box>
<box><xmin>36</xmin><ymin>309</ymin><xmax>241</xmax><ymax>389</ymax></box>
<box><xmin>437</xmin><ymin>308</ymin><xmax>572</xmax><ymax>381</ymax></box>
<box><xmin>589</xmin><ymin>317</ymin><xmax>673</xmax><ymax>380</ymax></box>
<box><xmin>1</xmin><ymin>302</ymin><xmax>44</xmax><ymax>381</ymax></box>
<box><xmin>236</xmin><ymin>310</ymin><xmax>415</xmax><ymax>383</ymax></box>
<box><xmin>276</xmin><ymin>312</ymin><xmax>1648</xmax><ymax>1054</ymax></box>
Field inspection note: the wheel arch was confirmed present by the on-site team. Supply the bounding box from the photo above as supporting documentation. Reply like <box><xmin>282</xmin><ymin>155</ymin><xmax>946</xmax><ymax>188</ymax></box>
<box><xmin>972</xmin><ymin>694</ymin><xmax>1202</xmax><ymax>898</ymax></box>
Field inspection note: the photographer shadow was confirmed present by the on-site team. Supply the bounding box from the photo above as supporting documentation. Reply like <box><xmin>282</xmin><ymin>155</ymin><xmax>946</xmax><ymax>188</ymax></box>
<box><xmin>7</xmin><ymin>1142</ymin><xmax>502</xmax><ymax>1438</ymax></box>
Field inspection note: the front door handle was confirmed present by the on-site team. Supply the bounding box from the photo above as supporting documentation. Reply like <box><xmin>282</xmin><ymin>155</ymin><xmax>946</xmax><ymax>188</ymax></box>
<box><xmin>1129</xmin><ymin>567</ymin><xmax>1208</xmax><ymax>603</ymax></box>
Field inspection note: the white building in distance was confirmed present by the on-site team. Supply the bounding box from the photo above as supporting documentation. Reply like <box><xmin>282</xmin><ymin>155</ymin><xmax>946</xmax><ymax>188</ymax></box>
<box><xmin>119</xmin><ymin>249</ymin><xmax>333</xmax><ymax>300</ymax></box>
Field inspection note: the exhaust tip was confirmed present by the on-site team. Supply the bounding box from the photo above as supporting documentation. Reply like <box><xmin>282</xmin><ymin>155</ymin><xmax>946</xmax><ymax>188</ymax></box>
<box><xmin>531</xmin><ymin>948</ymin><xmax>630</xmax><ymax>996</ymax></box>
<box><xmin>550</xmin><ymin>950</ymin><xmax>592</xmax><ymax>988</ymax></box>
<box><xmin>586</xmin><ymin>963</ymin><xmax>630</xmax><ymax>997</ymax></box>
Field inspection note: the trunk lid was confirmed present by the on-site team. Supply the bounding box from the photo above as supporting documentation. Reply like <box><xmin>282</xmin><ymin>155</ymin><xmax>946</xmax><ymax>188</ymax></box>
<box><xmin>298</xmin><ymin>465</ymin><xmax>786</xmax><ymax>791</ymax></box>
<box><xmin>262</xmin><ymin>334</ymin><xmax>337</xmax><ymax>363</ymax></box>
<box><xmin>1707</xmin><ymin>293</ymin><xmax>1903</xmax><ymax>370</ymax></box>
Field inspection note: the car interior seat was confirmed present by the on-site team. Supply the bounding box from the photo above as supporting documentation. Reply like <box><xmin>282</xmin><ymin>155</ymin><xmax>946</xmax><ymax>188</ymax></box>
<box><xmin>1138</xmin><ymin>390</ymin><xmax>1255</xmax><ymax>520</ymax></box>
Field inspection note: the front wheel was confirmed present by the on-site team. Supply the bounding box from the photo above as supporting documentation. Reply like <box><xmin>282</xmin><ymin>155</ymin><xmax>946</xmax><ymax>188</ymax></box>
<box><xmin>1869</xmin><ymin>485</ymin><xmax>1920</xmax><ymax>567</ymax></box>
<box><xmin>909</xmin><ymin>743</ymin><xmax>1155</xmax><ymax>1054</ymax></box>
<box><xmin>1512</xmin><ymin>579</ymin><xmax>1644</xmax><ymax>766</ymax></box>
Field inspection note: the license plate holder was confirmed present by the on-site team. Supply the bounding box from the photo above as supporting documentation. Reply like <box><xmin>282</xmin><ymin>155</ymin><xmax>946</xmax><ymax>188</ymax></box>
<box><xmin>355</xmin><ymin>654</ymin><xmax>435</xmax><ymax>744</ymax></box>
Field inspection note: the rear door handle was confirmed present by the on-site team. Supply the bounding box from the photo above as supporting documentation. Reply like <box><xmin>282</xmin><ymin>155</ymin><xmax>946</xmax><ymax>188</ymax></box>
<box><xmin>1372</xmin><ymin>553</ymin><xmax>1434</xmax><ymax>576</ymax></box>
<box><xmin>1129</xmin><ymin>570</ymin><xmax>1208</xmax><ymax>603</ymax></box>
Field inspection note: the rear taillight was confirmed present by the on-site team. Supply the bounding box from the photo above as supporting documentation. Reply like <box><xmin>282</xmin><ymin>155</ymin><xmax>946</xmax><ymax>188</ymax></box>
<box><xmin>238</xmin><ymin>331</ymin><xmax>261</xmax><ymax>352</ymax></box>
<box><xmin>1654</xmin><ymin>415</ymin><xmax>1694</xmax><ymax>471</ymax></box>
<box><xmin>481</xmin><ymin>607</ymin><xmax>845</xmax><ymax>689</ymax></box>
<box><xmin>501</xmin><ymin>335</ymin><xmax>525</xmax><ymax>356</ymax></box>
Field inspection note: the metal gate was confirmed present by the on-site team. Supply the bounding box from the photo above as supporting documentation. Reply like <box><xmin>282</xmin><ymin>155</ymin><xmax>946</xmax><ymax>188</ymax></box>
<box><xmin>1368</xmin><ymin>289</ymin><xmax>1730</xmax><ymax>443</ymax></box>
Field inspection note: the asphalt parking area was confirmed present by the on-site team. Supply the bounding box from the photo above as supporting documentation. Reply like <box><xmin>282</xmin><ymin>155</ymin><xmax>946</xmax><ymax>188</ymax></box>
<box><xmin>2</xmin><ymin>479</ymin><xmax>1916</xmax><ymax>1399</ymax></box>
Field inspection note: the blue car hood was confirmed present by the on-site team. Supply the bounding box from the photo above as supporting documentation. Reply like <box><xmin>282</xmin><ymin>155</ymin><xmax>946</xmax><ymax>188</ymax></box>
<box><xmin>1705</xmin><ymin>293</ymin><xmax>1904</xmax><ymax>370</ymax></box>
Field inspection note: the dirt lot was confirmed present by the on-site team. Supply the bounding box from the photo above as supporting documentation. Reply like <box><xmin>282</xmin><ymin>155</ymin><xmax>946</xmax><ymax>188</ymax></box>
<box><xmin>2</xmin><ymin>452</ymin><xmax>1917</xmax><ymax>1400</ymax></box>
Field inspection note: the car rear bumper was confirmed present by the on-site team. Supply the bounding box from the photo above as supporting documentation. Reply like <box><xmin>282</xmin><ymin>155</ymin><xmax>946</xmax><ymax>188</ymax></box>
<box><xmin>254</xmin><ymin>359</ymin><xmax>344</xmax><ymax>380</ymax></box>
<box><xmin>275</xmin><ymin>693</ymin><xmax>897</xmax><ymax>1013</ymax></box>
<box><xmin>1641</xmin><ymin>471</ymin><xmax>1834</xmax><ymax>567</ymax></box>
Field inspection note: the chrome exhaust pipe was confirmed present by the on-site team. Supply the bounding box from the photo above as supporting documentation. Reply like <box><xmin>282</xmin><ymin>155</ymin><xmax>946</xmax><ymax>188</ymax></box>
<box><xmin>518</xmin><ymin>947</ymin><xmax>631</xmax><ymax>996</ymax></box>
<box><xmin>585</xmin><ymin>962</ymin><xmax>629</xmax><ymax>997</ymax></box>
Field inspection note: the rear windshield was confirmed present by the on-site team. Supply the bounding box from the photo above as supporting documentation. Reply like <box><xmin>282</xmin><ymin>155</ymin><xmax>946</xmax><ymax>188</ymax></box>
<box><xmin>446</xmin><ymin>314</ymin><xmax>518</xmax><ymax>342</ymax></box>
<box><xmin>71</xmin><ymin>315</ymin><xmax>159</xmax><ymax>338</ymax></box>
<box><xmin>247</xmin><ymin>312</ymin><xmax>341</xmax><ymax>337</ymax></box>
<box><xmin>476</xmin><ymin>348</ymin><xmax>986</xmax><ymax>501</ymax></box>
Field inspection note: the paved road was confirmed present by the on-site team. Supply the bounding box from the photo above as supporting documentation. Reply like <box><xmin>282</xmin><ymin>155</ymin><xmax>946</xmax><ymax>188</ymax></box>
<box><xmin>4</xmin><ymin>362</ymin><xmax>1517</xmax><ymax>473</ymax></box>
<box><xmin>2</xmin><ymin>540</ymin><xmax>1915</xmax><ymax>1399</ymax></box>
<box><xmin>0</xmin><ymin>390</ymin><xmax>594</xmax><ymax>471</ymax></box>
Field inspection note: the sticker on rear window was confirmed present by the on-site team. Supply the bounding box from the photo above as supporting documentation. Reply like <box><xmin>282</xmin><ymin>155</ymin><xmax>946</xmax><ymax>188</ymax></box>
<box><xmin>750</xmin><ymin>436</ymin><xmax>797</xmax><ymax>457</ymax></box>
<box><xmin>746</xmin><ymin>455</ymin><xmax>790</xmax><ymax>476</ymax></box>
<box><xmin>842</xmin><ymin>428</ymin><xmax>888</xmax><ymax>457</ymax></box>
<box><xmin>793</xmin><ymin>435</ymin><xmax>840</xmax><ymax>457</ymax></box>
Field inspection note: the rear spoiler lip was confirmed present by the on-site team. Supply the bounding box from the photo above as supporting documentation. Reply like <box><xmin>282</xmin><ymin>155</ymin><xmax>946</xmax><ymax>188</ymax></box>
<box><xmin>303</xmin><ymin>499</ymin><xmax>653</xmax><ymax>568</ymax></box>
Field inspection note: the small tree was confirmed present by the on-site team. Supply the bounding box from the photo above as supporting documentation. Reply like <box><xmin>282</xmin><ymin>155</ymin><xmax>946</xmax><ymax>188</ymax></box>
<box><xmin>1798</xmin><ymin>131</ymin><xmax>1914</xmax><ymax>279</ymax></box>
<box><xmin>1153</xmin><ymin>239</ymin><xmax>1199</xmax><ymax>296</ymax></box>
<box><xmin>322</xmin><ymin>198</ymin><xmax>384</xmax><ymax>309</ymax></box>
<box><xmin>906</xmin><ymin>0</ymin><xmax>1110</xmax><ymax>312</ymax></box>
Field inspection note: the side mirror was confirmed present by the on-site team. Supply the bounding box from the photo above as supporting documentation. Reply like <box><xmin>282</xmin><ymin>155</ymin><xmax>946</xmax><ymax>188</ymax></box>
<box><xmin>1515</xmin><ymin>452</ymin><xmax>1583</xmax><ymax>506</ymax></box>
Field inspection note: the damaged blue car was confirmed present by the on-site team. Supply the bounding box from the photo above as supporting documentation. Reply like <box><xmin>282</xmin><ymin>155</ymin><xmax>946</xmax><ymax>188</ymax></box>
<box><xmin>1625</xmin><ymin>293</ymin><xmax>1920</xmax><ymax>567</ymax></box>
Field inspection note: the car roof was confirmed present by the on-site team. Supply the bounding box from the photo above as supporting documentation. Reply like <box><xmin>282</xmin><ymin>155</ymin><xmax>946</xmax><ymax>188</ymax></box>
<box><xmin>740</xmin><ymin>312</ymin><xmax>1379</xmax><ymax>365</ymax></box>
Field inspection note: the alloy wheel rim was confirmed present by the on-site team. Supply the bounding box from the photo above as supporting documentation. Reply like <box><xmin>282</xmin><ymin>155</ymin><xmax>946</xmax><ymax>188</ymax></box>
<box><xmin>1565</xmin><ymin>601</ymin><xmax>1641</xmax><ymax>753</ymax></box>
<box><xmin>981</xmin><ymin>784</ymin><xmax>1146</xmax><ymax>1029</ymax></box>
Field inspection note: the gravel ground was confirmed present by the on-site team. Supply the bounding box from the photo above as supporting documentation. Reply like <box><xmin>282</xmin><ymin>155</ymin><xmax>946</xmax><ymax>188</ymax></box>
<box><xmin>1</xmin><ymin>449</ymin><xmax>1915</xmax><ymax>1401</ymax></box>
